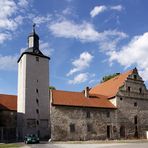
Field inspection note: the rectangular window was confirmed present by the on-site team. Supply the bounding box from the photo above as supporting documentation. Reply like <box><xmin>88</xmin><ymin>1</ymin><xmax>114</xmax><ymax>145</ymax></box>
<box><xmin>134</xmin><ymin>102</ymin><xmax>137</xmax><ymax>107</ymax></box>
<box><xmin>139</xmin><ymin>88</ymin><xmax>142</xmax><ymax>94</ymax></box>
<box><xmin>127</xmin><ymin>86</ymin><xmax>130</xmax><ymax>92</ymax></box>
<box><xmin>36</xmin><ymin>89</ymin><xmax>38</xmax><ymax>93</ymax></box>
<box><xmin>86</xmin><ymin>111</ymin><xmax>90</xmax><ymax>118</ymax></box>
<box><xmin>107</xmin><ymin>111</ymin><xmax>110</xmax><ymax>118</ymax></box>
<box><xmin>134</xmin><ymin>74</ymin><xmax>137</xmax><ymax>80</ymax></box>
<box><xmin>70</xmin><ymin>123</ymin><xmax>75</xmax><ymax>133</ymax></box>
<box><xmin>87</xmin><ymin>123</ymin><xmax>92</xmax><ymax>132</ymax></box>
<box><xmin>134</xmin><ymin>116</ymin><xmax>138</xmax><ymax>124</ymax></box>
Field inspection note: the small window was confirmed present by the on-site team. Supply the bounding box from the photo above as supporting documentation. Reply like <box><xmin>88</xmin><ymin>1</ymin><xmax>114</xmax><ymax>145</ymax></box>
<box><xmin>36</xmin><ymin>99</ymin><xmax>39</xmax><ymax>105</ymax></box>
<box><xmin>36</xmin><ymin>89</ymin><xmax>38</xmax><ymax>93</ymax></box>
<box><xmin>139</xmin><ymin>88</ymin><xmax>142</xmax><ymax>94</ymax></box>
<box><xmin>86</xmin><ymin>111</ymin><xmax>90</xmax><ymax>118</ymax></box>
<box><xmin>36</xmin><ymin>109</ymin><xmax>39</xmax><ymax>114</ymax></box>
<box><xmin>37</xmin><ymin>80</ymin><xmax>38</xmax><ymax>83</ymax></box>
<box><xmin>36</xmin><ymin>57</ymin><xmax>39</xmax><ymax>62</ymax></box>
<box><xmin>134</xmin><ymin>102</ymin><xmax>137</xmax><ymax>107</ymax></box>
<box><xmin>87</xmin><ymin>123</ymin><xmax>92</xmax><ymax>132</ymax></box>
<box><xmin>107</xmin><ymin>111</ymin><xmax>110</xmax><ymax>118</ymax></box>
<box><xmin>134</xmin><ymin>116</ymin><xmax>138</xmax><ymax>124</ymax></box>
<box><xmin>37</xmin><ymin>120</ymin><xmax>39</xmax><ymax>125</ymax></box>
<box><xmin>70</xmin><ymin>124</ymin><xmax>75</xmax><ymax>133</ymax></box>
<box><xmin>127</xmin><ymin>86</ymin><xmax>130</xmax><ymax>92</ymax></box>
<box><xmin>120</xmin><ymin>97</ymin><xmax>123</xmax><ymax>101</ymax></box>
<box><xmin>134</xmin><ymin>75</ymin><xmax>137</xmax><ymax>80</ymax></box>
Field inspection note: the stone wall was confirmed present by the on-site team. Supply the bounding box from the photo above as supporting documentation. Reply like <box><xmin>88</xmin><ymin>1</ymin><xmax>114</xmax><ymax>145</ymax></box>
<box><xmin>50</xmin><ymin>105</ymin><xmax>117</xmax><ymax>141</ymax></box>
<box><xmin>116</xmin><ymin>72</ymin><xmax>148</xmax><ymax>139</ymax></box>
<box><xmin>50</xmin><ymin>70</ymin><xmax>148</xmax><ymax>141</ymax></box>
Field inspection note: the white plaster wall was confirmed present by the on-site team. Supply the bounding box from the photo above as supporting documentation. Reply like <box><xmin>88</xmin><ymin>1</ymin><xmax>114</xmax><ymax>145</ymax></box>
<box><xmin>17</xmin><ymin>54</ymin><xmax>50</xmax><ymax>139</ymax></box>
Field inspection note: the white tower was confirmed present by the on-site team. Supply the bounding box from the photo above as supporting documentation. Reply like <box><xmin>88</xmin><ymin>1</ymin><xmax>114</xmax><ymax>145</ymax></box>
<box><xmin>17</xmin><ymin>25</ymin><xmax>50</xmax><ymax>140</ymax></box>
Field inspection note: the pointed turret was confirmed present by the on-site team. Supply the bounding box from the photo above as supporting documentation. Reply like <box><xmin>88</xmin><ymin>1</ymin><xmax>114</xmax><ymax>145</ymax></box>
<box><xmin>18</xmin><ymin>24</ymin><xmax>50</xmax><ymax>62</ymax></box>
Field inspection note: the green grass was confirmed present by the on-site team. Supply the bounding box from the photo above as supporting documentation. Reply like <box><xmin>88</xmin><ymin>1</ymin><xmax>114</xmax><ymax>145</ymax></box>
<box><xmin>0</xmin><ymin>144</ymin><xmax>21</xmax><ymax>148</ymax></box>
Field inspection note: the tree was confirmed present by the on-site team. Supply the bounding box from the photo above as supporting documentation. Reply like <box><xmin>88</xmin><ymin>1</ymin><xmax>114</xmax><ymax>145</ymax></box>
<box><xmin>100</xmin><ymin>73</ymin><xmax>120</xmax><ymax>83</ymax></box>
<box><xmin>49</xmin><ymin>86</ymin><xmax>56</xmax><ymax>90</ymax></box>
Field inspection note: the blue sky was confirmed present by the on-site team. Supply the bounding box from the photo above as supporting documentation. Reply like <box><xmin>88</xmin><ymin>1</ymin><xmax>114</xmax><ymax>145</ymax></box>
<box><xmin>1</xmin><ymin>0</ymin><xmax>148</xmax><ymax>95</ymax></box>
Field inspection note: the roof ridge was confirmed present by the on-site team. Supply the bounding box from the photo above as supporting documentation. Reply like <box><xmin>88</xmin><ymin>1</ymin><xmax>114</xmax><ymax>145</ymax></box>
<box><xmin>89</xmin><ymin>69</ymin><xmax>134</xmax><ymax>98</ymax></box>
<box><xmin>0</xmin><ymin>94</ymin><xmax>17</xmax><ymax>97</ymax></box>
<box><xmin>52</xmin><ymin>89</ymin><xmax>83</xmax><ymax>94</ymax></box>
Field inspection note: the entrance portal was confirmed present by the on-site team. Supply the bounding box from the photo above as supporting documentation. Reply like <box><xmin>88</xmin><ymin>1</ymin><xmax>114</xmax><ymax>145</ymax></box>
<box><xmin>120</xmin><ymin>126</ymin><xmax>125</xmax><ymax>138</ymax></box>
<box><xmin>107</xmin><ymin>125</ymin><xmax>111</xmax><ymax>139</ymax></box>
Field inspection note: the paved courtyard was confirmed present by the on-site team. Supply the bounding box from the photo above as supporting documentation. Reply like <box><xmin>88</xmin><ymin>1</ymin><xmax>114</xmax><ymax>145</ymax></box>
<box><xmin>21</xmin><ymin>142</ymin><xmax>148</xmax><ymax>148</ymax></box>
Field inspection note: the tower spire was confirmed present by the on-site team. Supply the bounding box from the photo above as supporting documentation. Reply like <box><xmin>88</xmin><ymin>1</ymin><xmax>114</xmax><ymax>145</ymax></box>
<box><xmin>28</xmin><ymin>23</ymin><xmax>39</xmax><ymax>51</ymax></box>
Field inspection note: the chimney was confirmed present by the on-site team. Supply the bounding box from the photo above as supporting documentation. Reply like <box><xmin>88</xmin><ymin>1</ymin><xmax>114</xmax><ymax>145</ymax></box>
<box><xmin>84</xmin><ymin>86</ymin><xmax>89</xmax><ymax>98</ymax></box>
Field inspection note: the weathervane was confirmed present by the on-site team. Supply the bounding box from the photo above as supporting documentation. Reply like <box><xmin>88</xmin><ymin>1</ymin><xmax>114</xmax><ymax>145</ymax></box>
<box><xmin>33</xmin><ymin>23</ymin><xmax>36</xmax><ymax>33</ymax></box>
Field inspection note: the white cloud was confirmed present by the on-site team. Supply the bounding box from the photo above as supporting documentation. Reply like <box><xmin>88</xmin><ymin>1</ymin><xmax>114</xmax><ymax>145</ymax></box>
<box><xmin>0</xmin><ymin>33</ymin><xmax>11</xmax><ymax>44</ymax></box>
<box><xmin>18</xmin><ymin>0</ymin><xmax>28</xmax><ymax>8</ymax></box>
<box><xmin>33</xmin><ymin>15</ymin><xmax>52</xmax><ymax>26</ymax></box>
<box><xmin>49</xmin><ymin>19</ymin><xmax>127</xmax><ymax>45</ymax></box>
<box><xmin>110</xmin><ymin>5</ymin><xmax>123</xmax><ymax>11</ymax></box>
<box><xmin>108</xmin><ymin>32</ymin><xmax>148</xmax><ymax>81</ymax></box>
<box><xmin>68</xmin><ymin>73</ymin><xmax>88</xmax><ymax>84</ymax></box>
<box><xmin>0</xmin><ymin>0</ymin><xmax>17</xmax><ymax>18</ymax></box>
<box><xmin>62</xmin><ymin>8</ymin><xmax>72</xmax><ymax>15</ymax></box>
<box><xmin>67</xmin><ymin>52</ymin><xmax>93</xmax><ymax>76</ymax></box>
<box><xmin>0</xmin><ymin>0</ymin><xmax>18</xmax><ymax>31</ymax></box>
<box><xmin>49</xmin><ymin>20</ymin><xmax>100</xmax><ymax>42</ymax></box>
<box><xmin>90</xmin><ymin>5</ymin><xmax>107</xmax><ymax>18</ymax></box>
<box><xmin>90</xmin><ymin>5</ymin><xmax>123</xmax><ymax>18</ymax></box>
<box><xmin>0</xmin><ymin>54</ymin><xmax>18</xmax><ymax>71</ymax></box>
<box><xmin>0</xmin><ymin>0</ymin><xmax>29</xmax><ymax>44</ymax></box>
<box><xmin>40</xmin><ymin>41</ymin><xmax>54</xmax><ymax>56</ymax></box>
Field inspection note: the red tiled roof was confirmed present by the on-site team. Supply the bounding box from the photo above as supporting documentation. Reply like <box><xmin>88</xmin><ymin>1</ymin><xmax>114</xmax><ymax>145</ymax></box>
<box><xmin>52</xmin><ymin>90</ymin><xmax>116</xmax><ymax>109</ymax></box>
<box><xmin>89</xmin><ymin>69</ymin><xmax>133</xmax><ymax>98</ymax></box>
<box><xmin>0</xmin><ymin>94</ymin><xmax>17</xmax><ymax>111</ymax></box>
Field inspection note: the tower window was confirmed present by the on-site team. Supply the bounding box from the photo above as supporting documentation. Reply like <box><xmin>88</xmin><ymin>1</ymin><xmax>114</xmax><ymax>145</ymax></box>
<box><xmin>36</xmin><ymin>98</ymin><xmax>39</xmax><ymax>105</ymax></box>
<box><xmin>70</xmin><ymin>124</ymin><xmax>75</xmax><ymax>133</ymax></box>
<box><xmin>36</xmin><ymin>57</ymin><xmax>39</xmax><ymax>62</ymax></box>
<box><xmin>134</xmin><ymin>102</ymin><xmax>137</xmax><ymax>107</ymax></box>
<box><xmin>37</xmin><ymin>120</ymin><xmax>39</xmax><ymax>125</ymax></box>
<box><xmin>86</xmin><ymin>111</ymin><xmax>90</xmax><ymax>118</ymax></box>
<box><xmin>36</xmin><ymin>89</ymin><xmax>38</xmax><ymax>93</ymax></box>
<box><xmin>134</xmin><ymin>116</ymin><xmax>138</xmax><ymax>124</ymax></box>
<box><xmin>36</xmin><ymin>109</ymin><xmax>39</xmax><ymax>114</ymax></box>
<box><xmin>127</xmin><ymin>86</ymin><xmax>130</xmax><ymax>92</ymax></box>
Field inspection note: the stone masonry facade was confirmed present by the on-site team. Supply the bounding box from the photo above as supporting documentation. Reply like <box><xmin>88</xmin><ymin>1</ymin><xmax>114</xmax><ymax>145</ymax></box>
<box><xmin>50</xmin><ymin>106</ymin><xmax>117</xmax><ymax>141</ymax></box>
<box><xmin>50</xmin><ymin>69</ymin><xmax>148</xmax><ymax>141</ymax></box>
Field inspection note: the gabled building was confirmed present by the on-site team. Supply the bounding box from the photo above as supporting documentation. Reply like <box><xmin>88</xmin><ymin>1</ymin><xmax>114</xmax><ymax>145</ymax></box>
<box><xmin>50</xmin><ymin>68</ymin><xmax>148</xmax><ymax>140</ymax></box>
<box><xmin>0</xmin><ymin>94</ymin><xmax>17</xmax><ymax>142</ymax></box>
<box><xmin>1</xmin><ymin>27</ymin><xmax>148</xmax><ymax>142</ymax></box>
